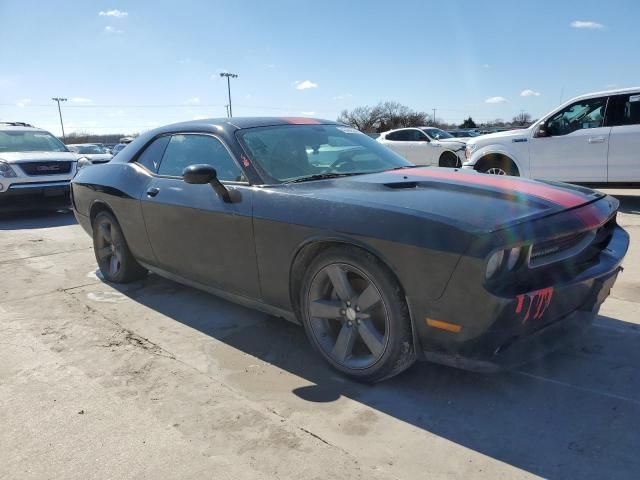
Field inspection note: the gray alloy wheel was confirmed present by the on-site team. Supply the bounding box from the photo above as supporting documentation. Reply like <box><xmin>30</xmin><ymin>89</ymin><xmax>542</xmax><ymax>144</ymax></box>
<box><xmin>486</xmin><ymin>166</ymin><xmax>507</xmax><ymax>175</ymax></box>
<box><xmin>300</xmin><ymin>246</ymin><xmax>416</xmax><ymax>382</ymax></box>
<box><xmin>95</xmin><ymin>218</ymin><xmax>124</xmax><ymax>277</ymax></box>
<box><xmin>307</xmin><ymin>263</ymin><xmax>390</xmax><ymax>369</ymax></box>
<box><xmin>92</xmin><ymin>211</ymin><xmax>147</xmax><ymax>283</ymax></box>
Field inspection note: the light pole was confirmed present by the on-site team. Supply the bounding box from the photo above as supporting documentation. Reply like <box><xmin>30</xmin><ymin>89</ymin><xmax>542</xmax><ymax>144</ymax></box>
<box><xmin>219</xmin><ymin>72</ymin><xmax>238</xmax><ymax>117</ymax></box>
<box><xmin>51</xmin><ymin>97</ymin><xmax>67</xmax><ymax>141</ymax></box>
<box><xmin>432</xmin><ymin>108</ymin><xmax>437</xmax><ymax>126</ymax></box>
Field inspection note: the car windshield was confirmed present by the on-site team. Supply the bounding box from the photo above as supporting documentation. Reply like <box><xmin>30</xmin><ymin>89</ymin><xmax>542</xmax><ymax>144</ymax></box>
<box><xmin>421</xmin><ymin>128</ymin><xmax>454</xmax><ymax>139</ymax></box>
<box><xmin>237</xmin><ymin>124</ymin><xmax>412</xmax><ymax>183</ymax></box>
<box><xmin>75</xmin><ymin>145</ymin><xmax>107</xmax><ymax>154</ymax></box>
<box><xmin>0</xmin><ymin>130</ymin><xmax>68</xmax><ymax>153</ymax></box>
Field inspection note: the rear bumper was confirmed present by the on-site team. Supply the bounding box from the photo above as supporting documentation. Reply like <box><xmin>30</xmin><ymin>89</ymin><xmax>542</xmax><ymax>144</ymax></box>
<box><xmin>414</xmin><ymin>224</ymin><xmax>629</xmax><ymax>371</ymax></box>
<box><xmin>0</xmin><ymin>181</ymin><xmax>71</xmax><ymax>210</ymax></box>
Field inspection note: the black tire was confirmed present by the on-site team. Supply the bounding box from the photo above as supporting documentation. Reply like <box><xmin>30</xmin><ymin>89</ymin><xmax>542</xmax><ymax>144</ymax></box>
<box><xmin>477</xmin><ymin>157</ymin><xmax>518</xmax><ymax>176</ymax></box>
<box><xmin>299</xmin><ymin>245</ymin><xmax>416</xmax><ymax>383</ymax></box>
<box><xmin>439</xmin><ymin>151</ymin><xmax>461</xmax><ymax>168</ymax></box>
<box><xmin>92</xmin><ymin>211</ymin><xmax>147</xmax><ymax>283</ymax></box>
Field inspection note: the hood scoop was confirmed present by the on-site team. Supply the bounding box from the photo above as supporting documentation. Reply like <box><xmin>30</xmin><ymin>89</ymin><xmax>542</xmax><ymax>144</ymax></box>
<box><xmin>384</xmin><ymin>181</ymin><xmax>419</xmax><ymax>189</ymax></box>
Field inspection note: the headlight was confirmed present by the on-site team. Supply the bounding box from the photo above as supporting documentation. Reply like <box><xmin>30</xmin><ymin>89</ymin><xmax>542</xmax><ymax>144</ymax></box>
<box><xmin>76</xmin><ymin>157</ymin><xmax>93</xmax><ymax>171</ymax></box>
<box><xmin>486</xmin><ymin>246</ymin><xmax>525</xmax><ymax>279</ymax></box>
<box><xmin>465</xmin><ymin>144</ymin><xmax>478</xmax><ymax>160</ymax></box>
<box><xmin>485</xmin><ymin>250</ymin><xmax>504</xmax><ymax>279</ymax></box>
<box><xmin>0</xmin><ymin>160</ymin><xmax>17</xmax><ymax>178</ymax></box>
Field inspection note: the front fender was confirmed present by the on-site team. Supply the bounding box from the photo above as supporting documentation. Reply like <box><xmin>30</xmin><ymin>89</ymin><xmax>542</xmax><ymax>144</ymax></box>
<box><xmin>465</xmin><ymin>144</ymin><xmax>526</xmax><ymax>176</ymax></box>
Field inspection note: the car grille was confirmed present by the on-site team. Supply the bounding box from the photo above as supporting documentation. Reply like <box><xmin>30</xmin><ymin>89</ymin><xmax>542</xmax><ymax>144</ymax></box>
<box><xmin>529</xmin><ymin>230</ymin><xmax>596</xmax><ymax>268</ymax></box>
<box><xmin>17</xmin><ymin>161</ymin><xmax>73</xmax><ymax>176</ymax></box>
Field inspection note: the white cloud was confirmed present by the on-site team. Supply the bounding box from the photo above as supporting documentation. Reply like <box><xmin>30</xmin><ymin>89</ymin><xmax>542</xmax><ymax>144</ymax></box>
<box><xmin>185</xmin><ymin>97</ymin><xmax>200</xmax><ymax>105</ymax></box>
<box><xmin>333</xmin><ymin>93</ymin><xmax>353</xmax><ymax>100</ymax></box>
<box><xmin>301</xmin><ymin>111</ymin><xmax>316</xmax><ymax>116</ymax></box>
<box><xmin>520</xmin><ymin>89</ymin><xmax>541</xmax><ymax>97</ymax></box>
<box><xmin>70</xmin><ymin>97</ymin><xmax>92</xmax><ymax>103</ymax></box>
<box><xmin>99</xmin><ymin>9</ymin><xmax>128</xmax><ymax>18</ymax></box>
<box><xmin>294</xmin><ymin>80</ymin><xmax>318</xmax><ymax>90</ymax></box>
<box><xmin>104</xmin><ymin>25</ymin><xmax>124</xmax><ymax>34</ymax></box>
<box><xmin>485</xmin><ymin>96</ymin><xmax>507</xmax><ymax>104</ymax></box>
<box><xmin>107</xmin><ymin>109</ymin><xmax>125</xmax><ymax>118</ymax></box>
<box><xmin>482</xmin><ymin>64</ymin><xmax>490</xmax><ymax>69</ymax></box>
<box><xmin>570</xmin><ymin>20</ymin><xmax>604</xmax><ymax>29</ymax></box>
<box><xmin>16</xmin><ymin>98</ymin><xmax>32</xmax><ymax>107</ymax></box>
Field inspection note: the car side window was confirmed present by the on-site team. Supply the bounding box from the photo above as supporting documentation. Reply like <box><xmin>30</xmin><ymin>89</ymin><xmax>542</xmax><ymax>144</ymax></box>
<box><xmin>386</xmin><ymin>130</ymin><xmax>411</xmax><ymax>141</ymax></box>
<box><xmin>157</xmin><ymin>134</ymin><xmax>244</xmax><ymax>181</ymax></box>
<box><xmin>546</xmin><ymin>97</ymin><xmax>607</xmax><ymax>136</ymax></box>
<box><xmin>408</xmin><ymin>129</ymin><xmax>426</xmax><ymax>141</ymax></box>
<box><xmin>616</xmin><ymin>93</ymin><xmax>640</xmax><ymax>126</ymax></box>
<box><xmin>135</xmin><ymin>136</ymin><xmax>170</xmax><ymax>172</ymax></box>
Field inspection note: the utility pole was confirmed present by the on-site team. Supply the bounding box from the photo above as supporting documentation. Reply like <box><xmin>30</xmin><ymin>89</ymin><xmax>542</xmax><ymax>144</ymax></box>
<box><xmin>224</xmin><ymin>104</ymin><xmax>230</xmax><ymax>117</ymax></box>
<box><xmin>219</xmin><ymin>72</ymin><xmax>238</xmax><ymax>117</ymax></box>
<box><xmin>432</xmin><ymin>108</ymin><xmax>437</xmax><ymax>126</ymax></box>
<box><xmin>51</xmin><ymin>97</ymin><xmax>67</xmax><ymax>141</ymax></box>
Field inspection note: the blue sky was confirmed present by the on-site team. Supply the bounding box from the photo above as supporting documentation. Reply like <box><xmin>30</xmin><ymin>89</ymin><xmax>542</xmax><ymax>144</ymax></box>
<box><xmin>0</xmin><ymin>0</ymin><xmax>638</xmax><ymax>135</ymax></box>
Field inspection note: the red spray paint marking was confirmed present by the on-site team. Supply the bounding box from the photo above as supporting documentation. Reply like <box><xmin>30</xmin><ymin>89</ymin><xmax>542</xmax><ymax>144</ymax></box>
<box><xmin>388</xmin><ymin>169</ymin><xmax>610</xmax><ymax>228</ymax></box>
<box><xmin>515</xmin><ymin>287</ymin><xmax>554</xmax><ymax>324</ymax></box>
<box><xmin>241</xmin><ymin>155</ymin><xmax>251</xmax><ymax>168</ymax></box>
<box><xmin>280</xmin><ymin>117</ymin><xmax>322</xmax><ymax>125</ymax></box>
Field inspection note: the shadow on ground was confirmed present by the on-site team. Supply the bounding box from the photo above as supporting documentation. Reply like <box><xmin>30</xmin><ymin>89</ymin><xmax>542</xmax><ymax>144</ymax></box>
<box><xmin>0</xmin><ymin>209</ymin><xmax>76</xmax><ymax>230</ymax></box>
<box><xmin>110</xmin><ymin>273</ymin><xmax>640</xmax><ymax>480</ymax></box>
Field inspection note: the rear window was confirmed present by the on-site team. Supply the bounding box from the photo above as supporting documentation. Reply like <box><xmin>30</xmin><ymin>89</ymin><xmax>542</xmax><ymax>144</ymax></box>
<box><xmin>0</xmin><ymin>130</ymin><xmax>68</xmax><ymax>153</ymax></box>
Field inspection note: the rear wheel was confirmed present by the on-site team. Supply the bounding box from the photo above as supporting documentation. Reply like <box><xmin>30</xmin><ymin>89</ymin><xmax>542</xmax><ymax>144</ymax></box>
<box><xmin>439</xmin><ymin>151</ymin><xmax>461</xmax><ymax>168</ymax></box>
<box><xmin>300</xmin><ymin>246</ymin><xmax>415</xmax><ymax>383</ymax></box>
<box><xmin>92</xmin><ymin>211</ymin><xmax>147</xmax><ymax>283</ymax></box>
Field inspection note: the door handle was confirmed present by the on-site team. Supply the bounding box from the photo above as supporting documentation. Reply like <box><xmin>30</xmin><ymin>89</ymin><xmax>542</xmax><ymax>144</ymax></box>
<box><xmin>588</xmin><ymin>136</ymin><xmax>606</xmax><ymax>144</ymax></box>
<box><xmin>146</xmin><ymin>187</ymin><xmax>160</xmax><ymax>197</ymax></box>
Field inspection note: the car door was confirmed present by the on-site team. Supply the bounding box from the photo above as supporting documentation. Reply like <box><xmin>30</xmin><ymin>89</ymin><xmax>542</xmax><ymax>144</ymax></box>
<box><xmin>529</xmin><ymin>96</ymin><xmax>610</xmax><ymax>182</ymax></box>
<box><xmin>139</xmin><ymin>133</ymin><xmax>261</xmax><ymax>299</ymax></box>
<box><xmin>382</xmin><ymin>130</ymin><xmax>410</xmax><ymax>159</ymax></box>
<box><xmin>403</xmin><ymin>129</ymin><xmax>436</xmax><ymax>165</ymax></box>
<box><xmin>607</xmin><ymin>92</ymin><xmax>640</xmax><ymax>182</ymax></box>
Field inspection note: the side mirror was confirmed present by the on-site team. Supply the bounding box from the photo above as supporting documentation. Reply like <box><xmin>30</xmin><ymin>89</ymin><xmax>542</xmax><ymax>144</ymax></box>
<box><xmin>536</xmin><ymin>124</ymin><xmax>550</xmax><ymax>138</ymax></box>
<box><xmin>182</xmin><ymin>164</ymin><xmax>237</xmax><ymax>203</ymax></box>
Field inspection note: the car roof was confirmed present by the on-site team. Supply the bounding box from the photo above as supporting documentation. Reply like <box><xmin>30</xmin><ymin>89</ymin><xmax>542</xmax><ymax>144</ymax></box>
<box><xmin>0</xmin><ymin>123</ymin><xmax>44</xmax><ymax>132</ymax></box>
<box><xmin>569</xmin><ymin>86</ymin><xmax>640</xmax><ymax>102</ymax></box>
<box><xmin>153</xmin><ymin>116</ymin><xmax>340</xmax><ymax>134</ymax></box>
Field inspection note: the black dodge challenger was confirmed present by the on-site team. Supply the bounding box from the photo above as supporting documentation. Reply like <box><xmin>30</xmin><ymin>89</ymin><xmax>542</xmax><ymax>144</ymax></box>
<box><xmin>71</xmin><ymin>117</ymin><xmax>629</xmax><ymax>382</ymax></box>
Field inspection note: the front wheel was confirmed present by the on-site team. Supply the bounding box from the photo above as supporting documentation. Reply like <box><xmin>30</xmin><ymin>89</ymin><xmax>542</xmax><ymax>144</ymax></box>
<box><xmin>477</xmin><ymin>157</ymin><xmax>518</xmax><ymax>176</ymax></box>
<box><xmin>92</xmin><ymin>211</ymin><xmax>147</xmax><ymax>283</ymax></box>
<box><xmin>300</xmin><ymin>246</ymin><xmax>416</xmax><ymax>383</ymax></box>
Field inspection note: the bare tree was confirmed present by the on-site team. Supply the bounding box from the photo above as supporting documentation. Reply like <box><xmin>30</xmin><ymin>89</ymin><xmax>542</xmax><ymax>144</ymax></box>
<box><xmin>512</xmin><ymin>111</ymin><xmax>532</xmax><ymax>126</ymax></box>
<box><xmin>338</xmin><ymin>101</ymin><xmax>429</xmax><ymax>132</ymax></box>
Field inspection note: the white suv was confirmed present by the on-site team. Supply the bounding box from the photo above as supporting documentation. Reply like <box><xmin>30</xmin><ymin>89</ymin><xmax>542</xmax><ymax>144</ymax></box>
<box><xmin>463</xmin><ymin>87</ymin><xmax>640</xmax><ymax>182</ymax></box>
<box><xmin>378</xmin><ymin>127</ymin><xmax>467</xmax><ymax>167</ymax></box>
<box><xmin>0</xmin><ymin>122</ymin><xmax>78</xmax><ymax>209</ymax></box>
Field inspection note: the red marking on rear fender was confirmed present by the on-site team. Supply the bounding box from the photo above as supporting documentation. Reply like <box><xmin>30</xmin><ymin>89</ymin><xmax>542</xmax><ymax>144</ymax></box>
<box><xmin>241</xmin><ymin>154</ymin><xmax>251</xmax><ymax>168</ymax></box>
<box><xmin>280</xmin><ymin>117</ymin><xmax>322</xmax><ymax>125</ymax></box>
<box><xmin>515</xmin><ymin>287</ymin><xmax>554</xmax><ymax>323</ymax></box>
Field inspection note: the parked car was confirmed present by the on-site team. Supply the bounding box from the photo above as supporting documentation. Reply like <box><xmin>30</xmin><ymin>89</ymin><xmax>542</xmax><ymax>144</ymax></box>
<box><xmin>463</xmin><ymin>87</ymin><xmax>640</xmax><ymax>182</ymax></box>
<box><xmin>377</xmin><ymin>127</ymin><xmax>467</xmax><ymax>167</ymax></box>
<box><xmin>447</xmin><ymin>129</ymin><xmax>481</xmax><ymax>139</ymax></box>
<box><xmin>72</xmin><ymin>117</ymin><xmax>628</xmax><ymax>382</ymax></box>
<box><xmin>67</xmin><ymin>143</ymin><xmax>113</xmax><ymax>167</ymax></box>
<box><xmin>111</xmin><ymin>143</ymin><xmax>127</xmax><ymax>156</ymax></box>
<box><xmin>0</xmin><ymin>122</ymin><xmax>77</xmax><ymax>210</ymax></box>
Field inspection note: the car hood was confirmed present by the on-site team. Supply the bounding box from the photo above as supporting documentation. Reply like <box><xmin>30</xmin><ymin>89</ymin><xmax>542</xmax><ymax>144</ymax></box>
<box><xmin>78</xmin><ymin>153</ymin><xmax>112</xmax><ymax>161</ymax></box>
<box><xmin>468</xmin><ymin>128</ymin><xmax>530</xmax><ymax>146</ymax></box>
<box><xmin>434</xmin><ymin>137</ymin><xmax>468</xmax><ymax>146</ymax></box>
<box><xmin>0</xmin><ymin>151</ymin><xmax>77</xmax><ymax>163</ymax></box>
<box><xmin>280</xmin><ymin>167</ymin><xmax>604</xmax><ymax>233</ymax></box>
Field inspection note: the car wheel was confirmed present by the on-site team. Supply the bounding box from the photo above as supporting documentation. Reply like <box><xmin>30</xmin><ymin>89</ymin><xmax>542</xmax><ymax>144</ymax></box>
<box><xmin>92</xmin><ymin>211</ymin><xmax>147</xmax><ymax>283</ymax></box>
<box><xmin>300</xmin><ymin>246</ymin><xmax>416</xmax><ymax>382</ymax></box>
<box><xmin>478</xmin><ymin>157</ymin><xmax>518</xmax><ymax>176</ymax></box>
<box><xmin>439</xmin><ymin>151</ymin><xmax>461</xmax><ymax>168</ymax></box>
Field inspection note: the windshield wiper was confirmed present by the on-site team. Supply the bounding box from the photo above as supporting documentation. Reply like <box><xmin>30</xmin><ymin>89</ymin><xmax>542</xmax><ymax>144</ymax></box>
<box><xmin>284</xmin><ymin>172</ymin><xmax>363</xmax><ymax>184</ymax></box>
<box><xmin>387</xmin><ymin>165</ymin><xmax>420</xmax><ymax>171</ymax></box>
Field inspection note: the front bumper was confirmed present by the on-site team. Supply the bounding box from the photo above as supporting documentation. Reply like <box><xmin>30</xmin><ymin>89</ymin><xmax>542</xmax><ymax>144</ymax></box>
<box><xmin>0</xmin><ymin>181</ymin><xmax>71</xmax><ymax>210</ymax></box>
<box><xmin>412</xmin><ymin>224</ymin><xmax>629</xmax><ymax>371</ymax></box>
